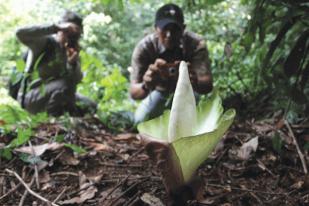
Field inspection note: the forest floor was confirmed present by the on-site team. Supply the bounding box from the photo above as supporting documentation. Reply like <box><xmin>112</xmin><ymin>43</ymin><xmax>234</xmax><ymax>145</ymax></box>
<box><xmin>0</xmin><ymin>115</ymin><xmax>309</xmax><ymax>206</ymax></box>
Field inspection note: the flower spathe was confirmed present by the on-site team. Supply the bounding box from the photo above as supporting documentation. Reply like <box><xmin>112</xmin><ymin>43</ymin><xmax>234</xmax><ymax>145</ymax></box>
<box><xmin>138</xmin><ymin>61</ymin><xmax>235</xmax><ymax>183</ymax></box>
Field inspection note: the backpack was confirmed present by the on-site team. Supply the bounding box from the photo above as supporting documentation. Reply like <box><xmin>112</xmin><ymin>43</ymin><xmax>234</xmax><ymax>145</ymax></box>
<box><xmin>8</xmin><ymin>52</ymin><xmax>28</xmax><ymax>100</ymax></box>
<box><xmin>8</xmin><ymin>38</ymin><xmax>54</xmax><ymax>100</ymax></box>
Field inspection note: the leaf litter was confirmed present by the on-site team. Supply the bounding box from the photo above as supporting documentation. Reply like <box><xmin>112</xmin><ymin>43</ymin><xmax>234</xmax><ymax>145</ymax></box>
<box><xmin>0</xmin><ymin>116</ymin><xmax>308</xmax><ymax>205</ymax></box>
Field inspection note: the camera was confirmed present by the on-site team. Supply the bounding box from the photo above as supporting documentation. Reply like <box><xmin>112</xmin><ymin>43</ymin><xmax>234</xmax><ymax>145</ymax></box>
<box><xmin>168</xmin><ymin>67</ymin><xmax>177</xmax><ymax>75</ymax></box>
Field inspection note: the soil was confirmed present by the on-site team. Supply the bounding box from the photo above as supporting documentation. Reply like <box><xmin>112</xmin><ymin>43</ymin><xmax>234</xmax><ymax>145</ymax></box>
<box><xmin>0</xmin><ymin>116</ymin><xmax>308</xmax><ymax>206</ymax></box>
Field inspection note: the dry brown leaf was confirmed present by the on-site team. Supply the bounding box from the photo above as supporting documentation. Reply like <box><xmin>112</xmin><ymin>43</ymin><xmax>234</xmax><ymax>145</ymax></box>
<box><xmin>252</xmin><ymin>123</ymin><xmax>273</xmax><ymax>134</ymax></box>
<box><xmin>141</xmin><ymin>193</ymin><xmax>164</xmax><ymax>206</ymax></box>
<box><xmin>291</xmin><ymin>180</ymin><xmax>304</xmax><ymax>189</ymax></box>
<box><xmin>237</xmin><ymin>137</ymin><xmax>259</xmax><ymax>160</ymax></box>
<box><xmin>59</xmin><ymin>186</ymin><xmax>98</xmax><ymax>205</ymax></box>
<box><xmin>14</xmin><ymin>142</ymin><xmax>63</xmax><ymax>156</ymax></box>
<box><xmin>114</xmin><ymin>133</ymin><xmax>136</xmax><ymax>141</ymax></box>
<box><xmin>88</xmin><ymin>142</ymin><xmax>114</xmax><ymax>152</ymax></box>
<box><xmin>39</xmin><ymin>171</ymin><xmax>51</xmax><ymax>183</ymax></box>
<box><xmin>59</xmin><ymin>152</ymin><xmax>80</xmax><ymax>166</ymax></box>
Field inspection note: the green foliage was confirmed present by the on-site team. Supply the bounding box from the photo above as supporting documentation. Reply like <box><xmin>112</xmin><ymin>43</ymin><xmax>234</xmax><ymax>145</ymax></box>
<box><xmin>19</xmin><ymin>153</ymin><xmax>42</xmax><ymax>164</ymax></box>
<box><xmin>304</xmin><ymin>142</ymin><xmax>309</xmax><ymax>151</ymax></box>
<box><xmin>272</xmin><ymin>132</ymin><xmax>283</xmax><ymax>154</ymax></box>
<box><xmin>64</xmin><ymin>143</ymin><xmax>87</xmax><ymax>154</ymax></box>
<box><xmin>0</xmin><ymin>89</ymin><xmax>49</xmax><ymax>159</ymax></box>
<box><xmin>243</xmin><ymin>0</ymin><xmax>309</xmax><ymax>114</ymax></box>
<box><xmin>78</xmin><ymin>51</ymin><xmax>134</xmax><ymax>131</ymax></box>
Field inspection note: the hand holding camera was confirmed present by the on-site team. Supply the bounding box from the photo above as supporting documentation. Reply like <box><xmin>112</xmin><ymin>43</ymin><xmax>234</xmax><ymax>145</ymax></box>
<box><xmin>142</xmin><ymin>59</ymin><xmax>197</xmax><ymax>90</ymax></box>
<box><xmin>56</xmin><ymin>23</ymin><xmax>81</xmax><ymax>65</ymax></box>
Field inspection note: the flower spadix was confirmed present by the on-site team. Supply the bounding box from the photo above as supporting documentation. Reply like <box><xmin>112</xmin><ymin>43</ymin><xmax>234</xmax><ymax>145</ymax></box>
<box><xmin>138</xmin><ymin>61</ymin><xmax>235</xmax><ymax>187</ymax></box>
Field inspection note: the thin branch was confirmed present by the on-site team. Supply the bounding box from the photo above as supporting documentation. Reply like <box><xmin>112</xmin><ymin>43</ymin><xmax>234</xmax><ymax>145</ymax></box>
<box><xmin>206</xmin><ymin>183</ymin><xmax>287</xmax><ymax>195</ymax></box>
<box><xmin>5</xmin><ymin>169</ymin><xmax>59</xmax><ymax>206</ymax></box>
<box><xmin>100</xmin><ymin>175</ymin><xmax>130</xmax><ymax>203</ymax></box>
<box><xmin>285</xmin><ymin>120</ymin><xmax>308</xmax><ymax>174</ymax></box>
<box><xmin>19</xmin><ymin>176</ymin><xmax>35</xmax><ymax>206</ymax></box>
<box><xmin>53</xmin><ymin>186</ymin><xmax>67</xmax><ymax>204</ymax></box>
<box><xmin>0</xmin><ymin>183</ymin><xmax>21</xmax><ymax>201</ymax></box>
<box><xmin>28</xmin><ymin>141</ymin><xmax>40</xmax><ymax>189</ymax></box>
<box><xmin>107</xmin><ymin>181</ymin><xmax>142</xmax><ymax>206</ymax></box>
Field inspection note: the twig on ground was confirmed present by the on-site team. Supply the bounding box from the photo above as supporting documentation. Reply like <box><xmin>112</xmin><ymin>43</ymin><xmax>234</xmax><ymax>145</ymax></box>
<box><xmin>124</xmin><ymin>191</ymin><xmax>141</xmax><ymax>206</ymax></box>
<box><xmin>249</xmin><ymin>191</ymin><xmax>263</xmax><ymax>205</ymax></box>
<box><xmin>0</xmin><ymin>166</ymin><xmax>28</xmax><ymax>202</ymax></box>
<box><xmin>126</xmin><ymin>146</ymin><xmax>145</xmax><ymax>163</ymax></box>
<box><xmin>99</xmin><ymin>162</ymin><xmax>142</xmax><ymax>168</ymax></box>
<box><xmin>285</xmin><ymin>120</ymin><xmax>308</xmax><ymax>174</ymax></box>
<box><xmin>100</xmin><ymin>175</ymin><xmax>130</xmax><ymax>203</ymax></box>
<box><xmin>107</xmin><ymin>180</ymin><xmax>142</xmax><ymax>206</ymax></box>
<box><xmin>53</xmin><ymin>186</ymin><xmax>67</xmax><ymax>203</ymax></box>
<box><xmin>50</xmin><ymin>171</ymin><xmax>79</xmax><ymax>177</ymax></box>
<box><xmin>5</xmin><ymin>169</ymin><xmax>59</xmax><ymax>206</ymax></box>
<box><xmin>206</xmin><ymin>183</ymin><xmax>286</xmax><ymax>195</ymax></box>
<box><xmin>19</xmin><ymin>176</ymin><xmax>35</xmax><ymax>206</ymax></box>
<box><xmin>28</xmin><ymin>141</ymin><xmax>40</xmax><ymax>189</ymax></box>
<box><xmin>0</xmin><ymin>183</ymin><xmax>21</xmax><ymax>201</ymax></box>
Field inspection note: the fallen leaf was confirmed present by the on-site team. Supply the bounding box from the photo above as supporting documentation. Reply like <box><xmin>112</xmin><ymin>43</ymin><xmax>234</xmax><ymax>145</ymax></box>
<box><xmin>14</xmin><ymin>142</ymin><xmax>63</xmax><ymax>156</ymax></box>
<box><xmin>59</xmin><ymin>152</ymin><xmax>80</xmax><ymax>166</ymax></box>
<box><xmin>41</xmin><ymin>182</ymin><xmax>53</xmax><ymax>191</ymax></box>
<box><xmin>80</xmin><ymin>186</ymin><xmax>98</xmax><ymax>202</ymax></box>
<box><xmin>114</xmin><ymin>133</ymin><xmax>136</xmax><ymax>141</ymax></box>
<box><xmin>275</xmin><ymin>118</ymin><xmax>285</xmax><ymax>130</ymax></box>
<box><xmin>87</xmin><ymin>173</ymin><xmax>104</xmax><ymax>184</ymax></box>
<box><xmin>88</xmin><ymin>142</ymin><xmax>114</xmax><ymax>152</ymax></box>
<box><xmin>252</xmin><ymin>124</ymin><xmax>273</xmax><ymax>134</ymax></box>
<box><xmin>36</xmin><ymin>160</ymin><xmax>49</xmax><ymax>171</ymax></box>
<box><xmin>237</xmin><ymin>137</ymin><xmax>259</xmax><ymax>160</ymax></box>
<box><xmin>79</xmin><ymin>171</ymin><xmax>88</xmax><ymax>189</ymax></box>
<box><xmin>39</xmin><ymin>171</ymin><xmax>51</xmax><ymax>183</ymax></box>
<box><xmin>291</xmin><ymin>180</ymin><xmax>304</xmax><ymax>189</ymax></box>
<box><xmin>59</xmin><ymin>186</ymin><xmax>98</xmax><ymax>205</ymax></box>
<box><xmin>141</xmin><ymin>193</ymin><xmax>164</xmax><ymax>206</ymax></box>
<box><xmin>121</xmin><ymin>154</ymin><xmax>130</xmax><ymax>160</ymax></box>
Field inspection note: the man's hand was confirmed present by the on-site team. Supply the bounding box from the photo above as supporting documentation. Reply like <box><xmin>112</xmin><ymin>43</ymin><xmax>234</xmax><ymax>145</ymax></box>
<box><xmin>66</xmin><ymin>47</ymin><xmax>79</xmax><ymax>64</ymax></box>
<box><xmin>142</xmin><ymin>64</ymin><xmax>160</xmax><ymax>90</ymax></box>
<box><xmin>57</xmin><ymin>22</ymin><xmax>81</xmax><ymax>36</ymax></box>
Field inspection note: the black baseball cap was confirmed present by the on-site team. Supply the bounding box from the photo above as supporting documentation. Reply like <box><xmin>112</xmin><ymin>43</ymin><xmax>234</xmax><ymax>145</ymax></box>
<box><xmin>60</xmin><ymin>10</ymin><xmax>83</xmax><ymax>28</ymax></box>
<box><xmin>155</xmin><ymin>4</ymin><xmax>184</xmax><ymax>29</ymax></box>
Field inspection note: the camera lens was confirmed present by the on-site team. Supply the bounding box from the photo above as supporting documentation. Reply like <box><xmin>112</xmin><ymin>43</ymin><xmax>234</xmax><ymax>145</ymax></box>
<box><xmin>169</xmin><ymin>67</ymin><xmax>176</xmax><ymax>75</ymax></box>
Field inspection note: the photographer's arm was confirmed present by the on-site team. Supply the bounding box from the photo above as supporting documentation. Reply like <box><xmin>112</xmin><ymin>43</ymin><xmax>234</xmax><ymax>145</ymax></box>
<box><xmin>130</xmin><ymin>39</ymin><xmax>165</xmax><ymax>100</ymax></box>
<box><xmin>16</xmin><ymin>24</ymin><xmax>59</xmax><ymax>54</ymax></box>
<box><xmin>190</xmin><ymin>41</ymin><xmax>213</xmax><ymax>94</ymax></box>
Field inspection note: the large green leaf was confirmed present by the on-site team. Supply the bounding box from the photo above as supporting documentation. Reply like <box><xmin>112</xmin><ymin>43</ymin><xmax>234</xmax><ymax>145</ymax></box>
<box><xmin>172</xmin><ymin>109</ymin><xmax>235</xmax><ymax>182</ymax></box>
<box><xmin>195</xmin><ymin>91</ymin><xmax>223</xmax><ymax>135</ymax></box>
<box><xmin>137</xmin><ymin>110</ymin><xmax>170</xmax><ymax>142</ymax></box>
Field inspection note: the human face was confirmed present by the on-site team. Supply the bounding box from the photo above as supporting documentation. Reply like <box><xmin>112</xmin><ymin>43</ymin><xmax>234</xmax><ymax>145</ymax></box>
<box><xmin>156</xmin><ymin>23</ymin><xmax>184</xmax><ymax>50</ymax></box>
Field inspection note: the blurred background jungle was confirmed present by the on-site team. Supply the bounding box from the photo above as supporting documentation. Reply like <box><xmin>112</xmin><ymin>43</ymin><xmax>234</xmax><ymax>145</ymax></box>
<box><xmin>0</xmin><ymin>0</ymin><xmax>308</xmax><ymax>127</ymax></box>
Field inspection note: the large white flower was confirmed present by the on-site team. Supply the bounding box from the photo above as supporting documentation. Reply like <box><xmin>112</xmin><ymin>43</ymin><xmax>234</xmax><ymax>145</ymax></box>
<box><xmin>138</xmin><ymin>61</ymin><xmax>235</xmax><ymax>184</ymax></box>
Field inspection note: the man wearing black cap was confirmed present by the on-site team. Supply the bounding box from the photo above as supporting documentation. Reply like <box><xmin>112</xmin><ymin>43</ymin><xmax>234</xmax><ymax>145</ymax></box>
<box><xmin>16</xmin><ymin>11</ymin><xmax>96</xmax><ymax>116</ymax></box>
<box><xmin>130</xmin><ymin>3</ymin><xmax>213</xmax><ymax>123</ymax></box>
